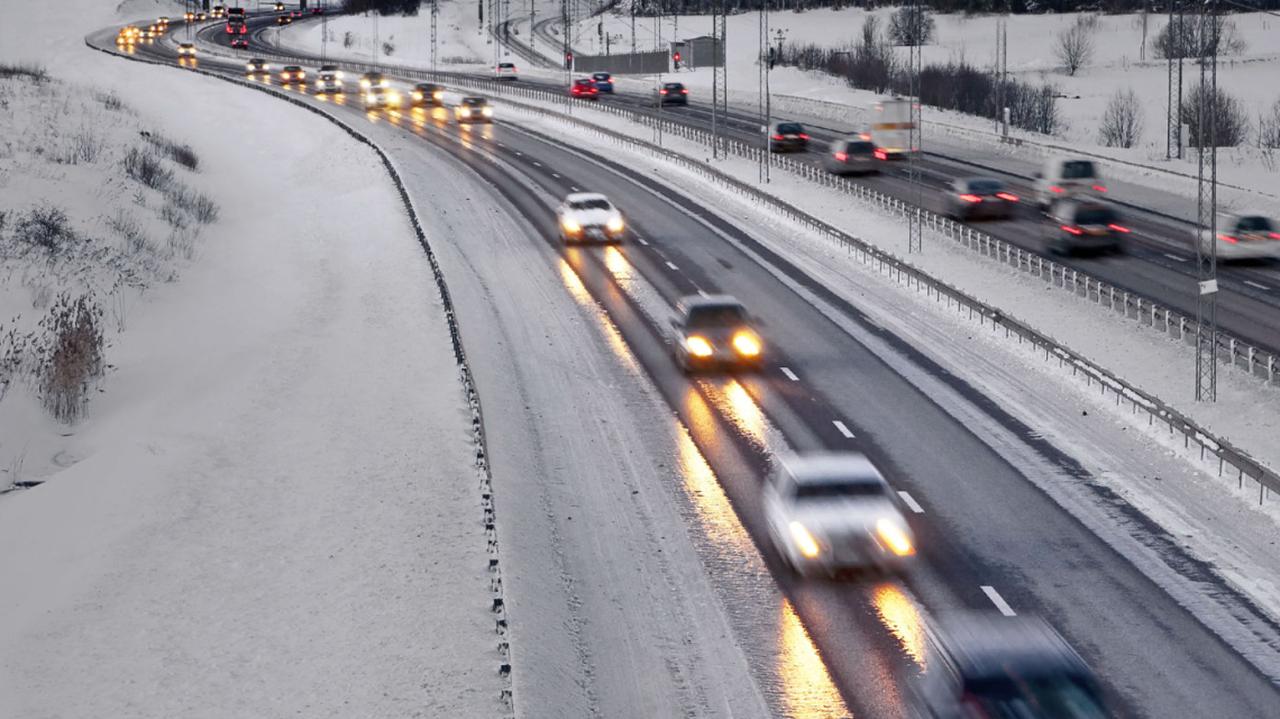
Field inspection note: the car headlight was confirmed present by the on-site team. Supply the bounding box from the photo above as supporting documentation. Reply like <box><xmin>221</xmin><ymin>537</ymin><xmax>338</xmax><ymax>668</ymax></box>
<box><xmin>561</xmin><ymin>217</ymin><xmax>581</xmax><ymax>233</ymax></box>
<box><xmin>606</xmin><ymin>216</ymin><xmax>625</xmax><ymax>234</ymax></box>
<box><xmin>731</xmin><ymin>330</ymin><xmax>761</xmax><ymax>358</ymax></box>
<box><xmin>482</xmin><ymin>107</ymin><xmax>493</xmax><ymax>117</ymax></box>
<box><xmin>461</xmin><ymin>108</ymin><xmax>472</xmax><ymax>116</ymax></box>
<box><xmin>337</xmin><ymin>71</ymin><xmax>344</xmax><ymax>78</ymax></box>
<box><xmin>412</xmin><ymin>91</ymin><xmax>422</xmax><ymax>101</ymax></box>
<box><xmin>685</xmin><ymin>336</ymin><xmax>714</xmax><ymax>358</ymax></box>
<box><xmin>875</xmin><ymin>518</ymin><xmax>915</xmax><ymax>557</ymax></box>
<box><xmin>366</xmin><ymin>93</ymin><xmax>376</xmax><ymax>103</ymax></box>
<box><xmin>433</xmin><ymin>90</ymin><xmax>443</xmax><ymax>100</ymax></box>
<box><xmin>789</xmin><ymin>522</ymin><xmax>822</xmax><ymax>559</ymax></box>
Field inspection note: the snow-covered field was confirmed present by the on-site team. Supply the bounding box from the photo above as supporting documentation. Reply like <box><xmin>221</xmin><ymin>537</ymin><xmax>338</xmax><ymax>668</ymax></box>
<box><xmin>0</xmin><ymin>1</ymin><xmax>503</xmax><ymax>716</ymax></box>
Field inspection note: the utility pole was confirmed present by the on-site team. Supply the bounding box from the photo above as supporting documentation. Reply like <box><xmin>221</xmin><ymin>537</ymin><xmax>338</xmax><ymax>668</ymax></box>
<box><xmin>530</xmin><ymin>0</ymin><xmax>536</xmax><ymax>53</ymax></box>
<box><xmin>711</xmin><ymin>0</ymin><xmax>728</xmax><ymax>159</ymax></box>
<box><xmin>1166</xmin><ymin>0</ymin><xmax>1185</xmax><ymax>160</ymax></box>
<box><xmin>907</xmin><ymin>0</ymin><xmax>924</xmax><ymax>254</ymax></box>
<box><xmin>1194</xmin><ymin>0</ymin><xmax>1220</xmax><ymax>401</ymax></box>
<box><xmin>630</xmin><ymin>1</ymin><xmax>636</xmax><ymax>53</ymax></box>
<box><xmin>759</xmin><ymin>0</ymin><xmax>771</xmax><ymax>182</ymax></box>
<box><xmin>430</xmin><ymin>0</ymin><xmax>439</xmax><ymax>78</ymax></box>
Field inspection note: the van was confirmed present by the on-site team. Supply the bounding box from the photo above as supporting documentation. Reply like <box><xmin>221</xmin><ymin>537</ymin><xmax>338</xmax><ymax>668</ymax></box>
<box><xmin>1033</xmin><ymin>158</ymin><xmax>1107</xmax><ymax>209</ymax></box>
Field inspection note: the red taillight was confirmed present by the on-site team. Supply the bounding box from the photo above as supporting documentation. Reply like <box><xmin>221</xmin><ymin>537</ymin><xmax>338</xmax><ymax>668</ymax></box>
<box><xmin>1050</xmin><ymin>185</ymin><xmax>1064</xmax><ymax>194</ymax></box>
<box><xmin>799</xmin><ymin>133</ymin><xmax>810</xmax><ymax>140</ymax></box>
<box><xmin>681</xmin><ymin>89</ymin><xmax>688</xmax><ymax>94</ymax></box>
<box><xmin>660</xmin><ymin>89</ymin><xmax>668</xmax><ymax>95</ymax></box>
<box><xmin>1093</xmin><ymin>184</ymin><xmax>1107</xmax><ymax>193</ymax></box>
<box><xmin>874</xmin><ymin>150</ymin><xmax>887</xmax><ymax>160</ymax></box>
<box><xmin>959</xmin><ymin>194</ymin><xmax>982</xmax><ymax>203</ymax></box>
<box><xmin>1269</xmin><ymin>232</ymin><xmax>1280</xmax><ymax>240</ymax></box>
<box><xmin>996</xmin><ymin>192</ymin><xmax>1019</xmax><ymax>202</ymax></box>
<box><xmin>1218</xmin><ymin>233</ymin><xmax>1239</xmax><ymax>244</ymax></box>
<box><xmin>1062</xmin><ymin>225</ymin><xmax>1083</xmax><ymax>235</ymax></box>
<box><xmin>771</xmin><ymin>134</ymin><xmax>785</xmax><ymax>141</ymax></box>
<box><xmin>1108</xmin><ymin>224</ymin><xmax>1130</xmax><ymax>233</ymax></box>
<box><xmin>834</xmin><ymin>152</ymin><xmax>848</xmax><ymax>162</ymax></box>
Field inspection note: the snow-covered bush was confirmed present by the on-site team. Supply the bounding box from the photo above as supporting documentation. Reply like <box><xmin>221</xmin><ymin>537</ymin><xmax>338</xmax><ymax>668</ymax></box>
<box><xmin>0</xmin><ymin>62</ymin><xmax>48</xmax><ymax>82</ymax></box>
<box><xmin>35</xmin><ymin>292</ymin><xmax>104</xmax><ymax>424</ymax></box>
<box><xmin>1180</xmin><ymin>83</ymin><xmax>1249</xmax><ymax>147</ymax></box>
<box><xmin>889</xmin><ymin>6</ymin><xmax>935</xmax><ymax>46</ymax></box>
<box><xmin>143</xmin><ymin>131</ymin><xmax>199</xmax><ymax>171</ymax></box>
<box><xmin>1258</xmin><ymin>99</ymin><xmax>1280</xmax><ymax>150</ymax></box>
<box><xmin>14</xmin><ymin>205</ymin><xmax>78</xmax><ymax>254</ymax></box>
<box><xmin>1098</xmin><ymin>88</ymin><xmax>1143</xmax><ymax>148</ymax></box>
<box><xmin>124</xmin><ymin>146</ymin><xmax>175</xmax><ymax>192</ymax></box>
<box><xmin>1056</xmin><ymin>16</ymin><xmax>1095</xmax><ymax>76</ymax></box>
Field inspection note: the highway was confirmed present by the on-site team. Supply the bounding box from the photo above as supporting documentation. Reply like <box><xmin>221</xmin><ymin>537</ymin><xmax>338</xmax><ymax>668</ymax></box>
<box><xmin>94</xmin><ymin>11</ymin><xmax>1280</xmax><ymax>718</ymax></box>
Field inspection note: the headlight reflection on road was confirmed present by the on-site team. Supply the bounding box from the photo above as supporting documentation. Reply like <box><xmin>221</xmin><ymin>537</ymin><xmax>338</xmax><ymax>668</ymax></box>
<box><xmin>778</xmin><ymin>599</ymin><xmax>849</xmax><ymax>719</ymax></box>
<box><xmin>557</xmin><ymin>258</ymin><xmax>639</xmax><ymax>375</ymax></box>
<box><xmin>871</xmin><ymin>583</ymin><xmax>928</xmax><ymax>670</ymax></box>
<box><xmin>602</xmin><ymin>246</ymin><xmax>633</xmax><ymax>294</ymax></box>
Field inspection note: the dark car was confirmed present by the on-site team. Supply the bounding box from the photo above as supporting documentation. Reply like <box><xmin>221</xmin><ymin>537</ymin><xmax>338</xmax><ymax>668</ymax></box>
<box><xmin>1046</xmin><ymin>199</ymin><xmax>1129</xmax><ymax>255</ymax></box>
<box><xmin>570</xmin><ymin>77</ymin><xmax>599</xmax><ymax>100</ymax></box>
<box><xmin>946</xmin><ymin>177</ymin><xmax>1020</xmax><ymax>221</ymax></box>
<box><xmin>592</xmin><ymin>72</ymin><xmax>614</xmax><ymax>93</ymax></box>
<box><xmin>658</xmin><ymin>82</ymin><xmax>688</xmax><ymax>106</ymax></box>
<box><xmin>279</xmin><ymin>65</ymin><xmax>306</xmax><ymax>84</ymax></box>
<box><xmin>230</xmin><ymin>36</ymin><xmax>249</xmax><ymax>48</ymax></box>
<box><xmin>411</xmin><ymin>82</ymin><xmax>445</xmax><ymax>107</ymax></box>
<box><xmin>244</xmin><ymin>58</ymin><xmax>269</xmax><ymax>77</ymax></box>
<box><xmin>769</xmin><ymin>122</ymin><xmax>810</xmax><ymax>153</ymax></box>
<box><xmin>919</xmin><ymin>615</ymin><xmax>1109</xmax><ymax>719</ymax></box>
<box><xmin>359</xmin><ymin>71</ymin><xmax>388</xmax><ymax>89</ymax></box>
<box><xmin>823</xmin><ymin>138</ymin><xmax>881</xmax><ymax>175</ymax></box>
<box><xmin>276</xmin><ymin>15</ymin><xmax>293</xmax><ymax>26</ymax></box>
<box><xmin>668</xmin><ymin>295</ymin><xmax>764</xmax><ymax>372</ymax></box>
<box><xmin>455</xmin><ymin>96</ymin><xmax>493</xmax><ymax>123</ymax></box>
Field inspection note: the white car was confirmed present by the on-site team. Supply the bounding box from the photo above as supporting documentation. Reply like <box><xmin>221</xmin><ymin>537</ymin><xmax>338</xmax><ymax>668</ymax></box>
<box><xmin>315</xmin><ymin>70</ymin><xmax>343</xmax><ymax>94</ymax></box>
<box><xmin>495</xmin><ymin>62</ymin><xmax>518</xmax><ymax>81</ymax></box>
<box><xmin>364</xmin><ymin>86</ymin><xmax>401</xmax><ymax>110</ymax></box>
<box><xmin>765</xmin><ymin>452</ymin><xmax>915</xmax><ymax>576</ymax></box>
<box><xmin>556</xmin><ymin>192</ymin><xmax>625</xmax><ymax>243</ymax></box>
<box><xmin>1033</xmin><ymin>157</ymin><xmax>1107</xmax><ymax>209</ymax></box>
<box><xmin>1196</xmin><ymin>212</ymin><xmax>1280</xmax><ymax>261</ymax></box>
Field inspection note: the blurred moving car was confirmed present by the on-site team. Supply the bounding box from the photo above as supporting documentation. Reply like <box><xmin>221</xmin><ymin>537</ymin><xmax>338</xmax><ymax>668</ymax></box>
<box><xmin>230</xmin><ymin>36</ymin><xmax>249</xmax><ymax>48</ymax></box>
<box><xmin>919</xmin><ymin>614</ymin><xmax>1109</xmax><ymax>719</ymax></box>
<box><xmin>315</xmin><ymin>68</ymin><xmax>343</xmax><ymax>93</ymax></box>
<box><xmin>570</xmin><ymin>77</ymin><xmax>599</xmax><ymax>100</ymax></box>
<box><xmin>212</xmin><ymin>5</ymin><xmax>226</xmax><ymax>18</ymax></box>
<box><xmin>946</xmin><ymin>178</ymin><xmax>1020</xmax><ymax>221</ymax></box>
<box><xmin>1034</xmin><ymin>158</ymin><xmax>1107</xmax><ymax>209</ymax></box>
<box><xmin>176</xmin><ymin>42</ymin><xmax>197</xmax><ymax>57</ymax></box>
<box><xmin>823</xmin><ymin>137</ymin><xmax>882</xmax><ymax>175</ymax></box>
<box><xmin>658</xmin><ymin>82</ymin><xmax>688</xmax><ymax>106</ymax></box>
<box><xmin>455</xmin><ymin>96</ymin><xmax>493</xmax><ymax>123</ymax></box>
<box><xmin>591</xmin><ymin>72</ymin><xmax>614</xmax><ymax>93</ymax></box>
<box><xmin>279</xmin><ymin>65</ymin><xmax>307</xmax><ymax>84</ymax></box>
<box><xmin>359</xmin><ymin>71</ymin><xmax>388</xmax><ymax>89</ymax></box>
<box><xmin>1045</xmin><ymin>199</ymin><xmax>1129</xmax><ymax>255</ymax></box>
<box><xmin>244</xmin><ymin>58</ymin><xmax>270</xmax><ymax>78</ymax></box>
<box><xmin>668</xmin><ymin>295</ymin><xmax>763</xmax><ymax>372</ymax></box>
<box><xmin>410</xmin><ymin>82</ymin><xmax>444</xmax><ymax>107</ymax></box>
<box><xmin>1196</xmin><ymin>212</ymin><xmax>1280</xmax><ymax>261</ymax></box>
<box><xmin>115</xmin><ymin>26</ymin><xmax>142</xmax><ymax>45</ymax></box>
<box><xmin>765</xmin><ymin>452</ymin><xmax>915</xmax><ymax>576</ymax></box>
<box><xmin>274</xmin><ymin>1</ymin><xmax>286</xmax><ymax>10</ymax></box>
<box><xmin>769</xmin><ymin>122</ymin><xmax>810</xmax><ymax>153</ymax></box>
<box><xmin>157</xmin><ymin>16</ymin><xmax>170</xmax><ymax>27</ymax></box>
<box><xmin>276</xmin><ymin>15</ymin><xmax>293</xmax><ymax>25</ymax></box>
<box><xmin>557</xmin><ymin>193</ymin><xmax>625</xmax><ymax>244</ymax></box>
<box><xmin>494</xmin><ymin>62</ymin><xmax>518</xmax><ymax>80</ymax></box>
<box><xmin>364</xmin><ymin>86</ymin><xmax>402</xmax><ymax>110</ymax></box>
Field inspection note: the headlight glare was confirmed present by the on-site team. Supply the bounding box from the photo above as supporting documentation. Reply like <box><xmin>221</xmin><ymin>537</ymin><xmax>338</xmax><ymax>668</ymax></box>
<box><xmin>606</xmin><ymin>216</ymin><xmax>624</xmax><ymax>234</ymax></box>
<box><xmin>790</xmin><ymin>522</ymin><xmax>821</xmax><ymax>559</ymax></box>
<box><xmin>731</xmin><ymin>331</ymin><xmax>762</xmax><ymax>357</ymax></box>
<box><xmin>876</xmin><ymin>518</ymin><xmax>915</xmax><ymax>557</ymax></box>
<box><xmin>685</xmin><ymin>336</ymin><xmax>714</xmax><ymax>358</ymax></box>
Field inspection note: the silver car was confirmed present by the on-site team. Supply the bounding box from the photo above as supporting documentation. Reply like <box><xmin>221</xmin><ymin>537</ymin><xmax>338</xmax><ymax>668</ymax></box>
<box><xmin>823</xmin><ymin>137</ymin><xmax>881</xmax><ymax>175</ymax></box>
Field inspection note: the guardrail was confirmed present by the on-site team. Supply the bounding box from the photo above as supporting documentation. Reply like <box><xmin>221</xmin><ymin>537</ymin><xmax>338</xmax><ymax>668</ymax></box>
<box><xmin>188</xmin><ymin>30</ymin><xmax>1280</xmax><ymax>507</ymax></box>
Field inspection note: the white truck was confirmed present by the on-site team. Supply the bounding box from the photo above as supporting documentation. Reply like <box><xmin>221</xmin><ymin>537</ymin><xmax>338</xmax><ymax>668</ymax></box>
<box><xmin>869</xmin><ymin>98</ymin><xmax>917</xmax><ymax>159</ymax></box>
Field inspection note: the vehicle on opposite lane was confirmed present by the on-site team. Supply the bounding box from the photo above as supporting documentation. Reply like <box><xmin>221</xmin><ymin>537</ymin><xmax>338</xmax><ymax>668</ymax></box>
<box><xmin>668</xmin><ymin>295</ymin><xmax>764</xmax><ymax>372</ymax></box>
<box><xmin>364</xmin><ymin>85</ymin><xmax>402</xmax><ymax>110</ymax></box>
<box><xmin>279</xmin><ymin>65</ymin><xmax>307</xmax><ymax>85</ymax></box>
<box><xmin>823</xmin><ymin>137</ymin><xmax>883</xmax><ymax>176</ymax></box>
<box><xmin>359</xmin><ymin>71</ymin><xmax>388</xmax><ymax>90</ymax></box>
<box><xmin>658</xmin><ymin>82</ymin><xmax>688</xmax><ymax>106</ymax></box>
<box><xmin>276</xmin><ymin>15</ymin><xmax>293</xmax><ymax>26</ymax></box>
<box><xmin>244</xmin><ymin>58</ymin><xmax>269</xmax><ymax>78</ymax></box>
<box><xmin>410</xmin><ymin>83</ymin><xmax>445</xmax><ymax>107</ymax></box>
<box><xmin>764</xmin><ymin>452</ymin><xmax>916</xmax><ymax>577</ymax></box>
<box><xmin>315</xmin><ymin>68</ymin><xmax>343</xmax><ymax>94</ymax></box>
<box><xmin>1034</xmin><ymin>158</ymin><xmax>1108</xmax><ymax>210</ymax></box>
<box><xmin>495</xmin><ymin>62</ymin><xmax>519</xmax><ymax>81</ymax></box>
<box><xmin>592</xmin><ymin>72</ymin><xmax>614</xmax><ymax>93</ymax></box>
<box><xmin>455</xmin><ymin>96</ymin><xmax>494</xmax><ymax>123</ymax></box>
<box><xmin>1196</xmin><ymin>212</ymin><xmax>1280</xmax><ymax>262</ymax></box>
<box><xmin>557</xmin><ymin>193</ymin><xmax>626</xmax><ymax>244</ymax></box>
<box><xmin>176</xmin><ymin>42</ymin><xmax>197</xmax><ymax>58</ymax></box>
<box><xmin>769</xmin><ymin>122</ymin><xmax>810</xmax><ymax>153</ymax></box>
<box><xmin>1045</xmin><ymin>199</ymin><xmax>1130</xmax><ymax>256</ymax></box>
<box><xmin>918</xmin><ymin>614</ymin><xmax>1110</xmax><ymax>718</ymax></box>
<box><xmin>230</xmin><ymin>36</ymin><xmax>249</xmax><ymax>49</ymax></box>
<box><xmin>570</xmin><ymin>77</ymin><xmax>600</xmax><ymax>100</ymax></box>
<box><xmin>945</xmin><ymin>178</ymin><xmax>1020</xmax><ymax>222</ymax></box>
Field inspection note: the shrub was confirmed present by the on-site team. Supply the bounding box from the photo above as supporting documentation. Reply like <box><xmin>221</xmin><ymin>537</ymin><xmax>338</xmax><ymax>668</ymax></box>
<box><xmin>888</xmin><ymin>6</ymin><xmax>935</xmax><ymax>47</ymax></box>
<box><xmin>142</xmin><ymin>131</ymin><xmax>199</xmax><ymax>171</ymax></box>
<box><xmin>165</xmin><ymin>185</ymin><xmax>219</xmax><ymax>225</ymax></box>
<box><xmin>1154</xmin><ymin>15</ymin><xmax>1245</xmax><ymax>59</ymax></box>
<box><xmin>1056</xmin><ymin>17</ymin><xmax>1095</xmax><ymax>76</ymax></box>
<box><xmin>0</xmin><ymin>62</ymin><xmax>48</xmax><ymax>82</ymax></box>
<box><xmin>382</xmin><ymin>41</ymin><xmax>396</xmax><ymax>57</ymax></box>
<box><xmin>1181</xmin><ymin>83</ymin><xmax>1248</xmax><ymax>147</ymax></box>
<box><xmin>1259</xmin><ymin>99</ymin><xmax>1280</xmax><ymax>150</ymax></box>
<box><xmin>65</xmin><ymin>130</ymin><xmax>103</xmax><ymax>164</ymax></box>
<box><xmin>36</xmin><ymin>293</ymin><xmax>104</xmax><ymax>424</ymax></box>
<box><xmin>15</xmin><ymin>205</ymin><xmax>77</xmax><ymax>253</ymax></box>
<box><xmin>97</xmin><ymin>91</ymin><xmax>125</xmax><ymax>111</ymax></box>
<box><xmin>1098</xmin><ymin>88</ymin><xmax>1143</xmax><ymax>148</ymax></box>
<box><xmin>123</xmin><ymin>146</ymin><xmax>174</xmax><ymax>191</ymax></box>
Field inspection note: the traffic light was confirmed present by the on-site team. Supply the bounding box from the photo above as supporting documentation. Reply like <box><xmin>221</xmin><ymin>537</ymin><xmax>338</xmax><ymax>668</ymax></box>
<box><xmin>564</xmin><ymin>52</ymin><xmax>573</xmax><ymax>69</ymax></box>
<box><xmin>672</xmin><ymin>51</ymin><xmax>681</xmax><ymax>70</ymax></box>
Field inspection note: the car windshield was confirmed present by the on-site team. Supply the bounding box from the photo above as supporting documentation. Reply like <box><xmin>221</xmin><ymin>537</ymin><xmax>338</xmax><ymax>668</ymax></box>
<box><xmin>593</xmin><ymin>73</ymin><xmax>610</xmax><ymax>80</ymax></box>
<box><xmin>569</xmin><ymin>199</ymin><xmax>611</xmax><ymax>211</ymax></box>
<box><xmin>1060</xmin><ymin>160</ymin><xmax>1097</xmax><ymax>180</ymax></box>
<box><xmin>321</xmin><ymin>65</ymin><xmax>337</xmax><ymax>71</ymax></box>
<box><xmin>793</xmin><ymin>480</ymin><xmax>886</xmax><ymax>500</ymax></box>
<box><xmin>464</xmin><ymin>98</ymin><xmax>486</xmax><ymax>106</ymax></box>
<box><xmin>847</xmin><ymin>141</ymin><xmax>875</xmax><ymax>153</ymax></box>
<box><xmin>664</xmin><ymin>83</ymin><xmax>683</xmax><ymax>91</ymax></box>
<box><xmin>777</xmin><ymin>123</ymin><xmax>805</xmax><ymax>134</ymax></box>
<box><xmin>499</xmin><ymin>63</ymin><xmax>515</xmax><ymax>69</ymax></box>
<box><xmin>966</xmin><ymin>674</ymin><xmax>1107</xmax><ymax>719</ymax></box>
<box><xmin>575</xmin><ymin>79</ymin><xmax>593</xmax><ymax>86</ymax></box>
<box><xmin>1237</xmin><ymin>216</ymin><xmax>1275</xmax><ymax>232</ymax></box>
<box><xmin>966</xmin><ymin>180</ymin><xmax>1004</xmax><ymax>194</ymax></box>
<box><xmin>686</xmin><ymin>305</ymin><xmax>745</xmax><ymax>327</ymax></box>
<box><xmin>1075</xmin><ymin>207</ymin><xmax>1117</xmax><ymax>225</ymax></box>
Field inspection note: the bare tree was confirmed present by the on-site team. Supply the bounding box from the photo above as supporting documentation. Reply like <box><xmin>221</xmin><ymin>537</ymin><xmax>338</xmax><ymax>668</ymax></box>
<box><xmin>1180</xmin><ymin>82</ymin><xmax>1249</xmax><ymax>148</ymax></box>
<box><xmin>888</xmin><ymin>6</ymin><xmax>935</xmax><ymax>47</ymax></box>
<box><xmin>1259</xmin><ymin>99</ymin><xmax>1280</xmax><ymax>150</ymax></box>
<box><xmin>1056</xmin><ymin>18</ymin><xmax>1095</xmax><ymax>76</ymax></box>
<box><xmin>1098</xmin><ymin>88</ymin><xmax>1144</xmax><ymax>148</ymax></box>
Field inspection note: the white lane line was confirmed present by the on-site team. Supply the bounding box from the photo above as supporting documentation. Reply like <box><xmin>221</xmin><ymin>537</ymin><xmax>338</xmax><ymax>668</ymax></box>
<box><xmin>636</xmin><ymin>237</ymin><xmax>649</xmax><ymax>246</ymax></box>
<box><xmin>832</xmin><ymin>420</ymin><xmax>855</xmax><ymax>439</ymax></box>
<box><xmin>571</xmin><ymin>185</ymin><xmax>581</xmax><ymax>191</ymax></box>
<box><xmin>515</xmin><ymin>151</ymin><xmax>523</xmax><ymax>156</ymax></box>
<box><xmin>780</xmin><ymin>367</ymin><xmax>800</xmax><ymax>382</ymax></box>
<box><xmin>697</xmin><ymin>289</ymin><xmax>711</xmax><ymax>298</ymax></box>
<box><xmin>1163</xmin><ymin>253</ymin><xmax>1188</xmax><ymax>262</ymax></box>
<box><xmin>665</xmin><ymin>261</ymin><xmax>680</xmax><ymax>271</ymax></box>
<box><xmin>1245</xmin><ymin>280</ymin><xmax>1271</xmax><ymax>291</ymax></box>
<box><xmin>532</xmin><ymin>160</ymin><xmax>542</xmax><ymax>167</ymax></box>
<box><xmin>897</xmin><ymin>491</ymin><xmax>925</xmax><ymax>514</ymax></box>
<box><xmin>552</xmin><ymin>172</ymin><xmax>561</xmax><ymax>179</ymax></box>
<box><xmin>981</xmin><ymin>586</ymin><xmax>1017</xmax><ymax>616</ymax></box>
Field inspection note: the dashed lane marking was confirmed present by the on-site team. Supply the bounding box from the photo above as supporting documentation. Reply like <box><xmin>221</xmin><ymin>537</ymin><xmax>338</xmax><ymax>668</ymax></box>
<box><xmin>1245</xmin><ymin>280</ymin><xmax>1270</xmax><ymax>291</ymax></box>
<box><xmin>981</xmin><ymin>586</ymin><xmax>1017</xmax><ymax>616</ymax></box>
<box><xmin>832</xmin><ymin>421</ymin><xmax>855</xmax><ymax>439</ymax></box>
<box><xmin>665</xmin><ymin>261</ymin><xmax>679</xmax><ymax>271</ymax></box>
<box><xmin>1163</xmin><ymin>253</ymin><xmax>1188</xmax><ymax>262</ymax></box>
<box><xmin>897</xmin><ymin>491</ymin><xmax>925</xmax><ymax>514</ymax></box>
<box><xmin>780</xmin><ymin>367</ymin><xmax>799</xmax><ymax>382</ymax></box>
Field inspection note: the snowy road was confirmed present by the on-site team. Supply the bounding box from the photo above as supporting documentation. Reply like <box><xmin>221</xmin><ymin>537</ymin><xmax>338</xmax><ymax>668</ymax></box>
<box><xmin>94</xmin><ymin>11</ymin><xmax>1280</xmax><ymax>718</ymax></box>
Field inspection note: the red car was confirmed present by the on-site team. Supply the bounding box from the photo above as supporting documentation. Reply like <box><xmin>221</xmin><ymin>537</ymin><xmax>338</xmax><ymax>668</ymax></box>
<box><xmin>570</xmin><ymin>77</ymin><xmax>599</xmax><ymax>100</ymax></box>
<box><xmin>230</xmin><ymin>36</ymin><xmax>248</xmax><ymax>48</ymax></box>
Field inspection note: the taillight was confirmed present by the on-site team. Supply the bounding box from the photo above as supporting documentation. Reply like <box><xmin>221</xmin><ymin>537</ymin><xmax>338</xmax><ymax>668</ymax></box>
<box><xmin>996</xmin><ymin>192</ymin><xmax>1019</xmax><ymax>202</ymax></box>
<box><xmin>958</xmin><ymin>194</ymin><xmax>982</xmax><ymax>203</ymax></box>
<box><xmin>799</xmin><ymin>133</ymin><xmax>810</xmax><ymax>140</ymax></box>
<box><xmin>874</xmin><ymin>150</ymin><xmax>887</xmax><ymax>160</ymax></box>
<box><xmin>1270</xmin><ymin>232</ymin><xmax>1280</xmax><ymax>240</ymax></box>
<box><xmin>681</xmin><ymin>89</ymin><xmax>688</xmax><ymax>94</ymax></box>
<box><xmin>1062</xmin><ymin>225</ymin><xmax>1083</xmax><ymax>235</ymax></box>
<box><xmin>1093</xmin><ymin>184</ymin><xmax>1107</xmax><ymax>192</ymax></box>
<box><xmin>1218</xmin><ymin>234</ymin><xmax>1239</xmax><ymax>244</ymax></box>
<box><xmin>1108</xmin><ymin>224</ymin><xmax>1130</xmax><ymax>233</ymax></box>
<box><xmin>834</xmin><ymin>152</ymin><xmax>848</xmax><ymax>162</ymax></box>
<box><xmin>1050</xmin><ymin>185</ymin><xmax>1064</xmax><ymax>194</ymax></box>
<box><xmin>660</xmin><ymin>89</ymin><xmax>668</xmax><ymax>95</ymax></box>
<box><xmin>771</xmin><ymin>134</ymin><xmax>784</xmax><ymax>141</ymax></box>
